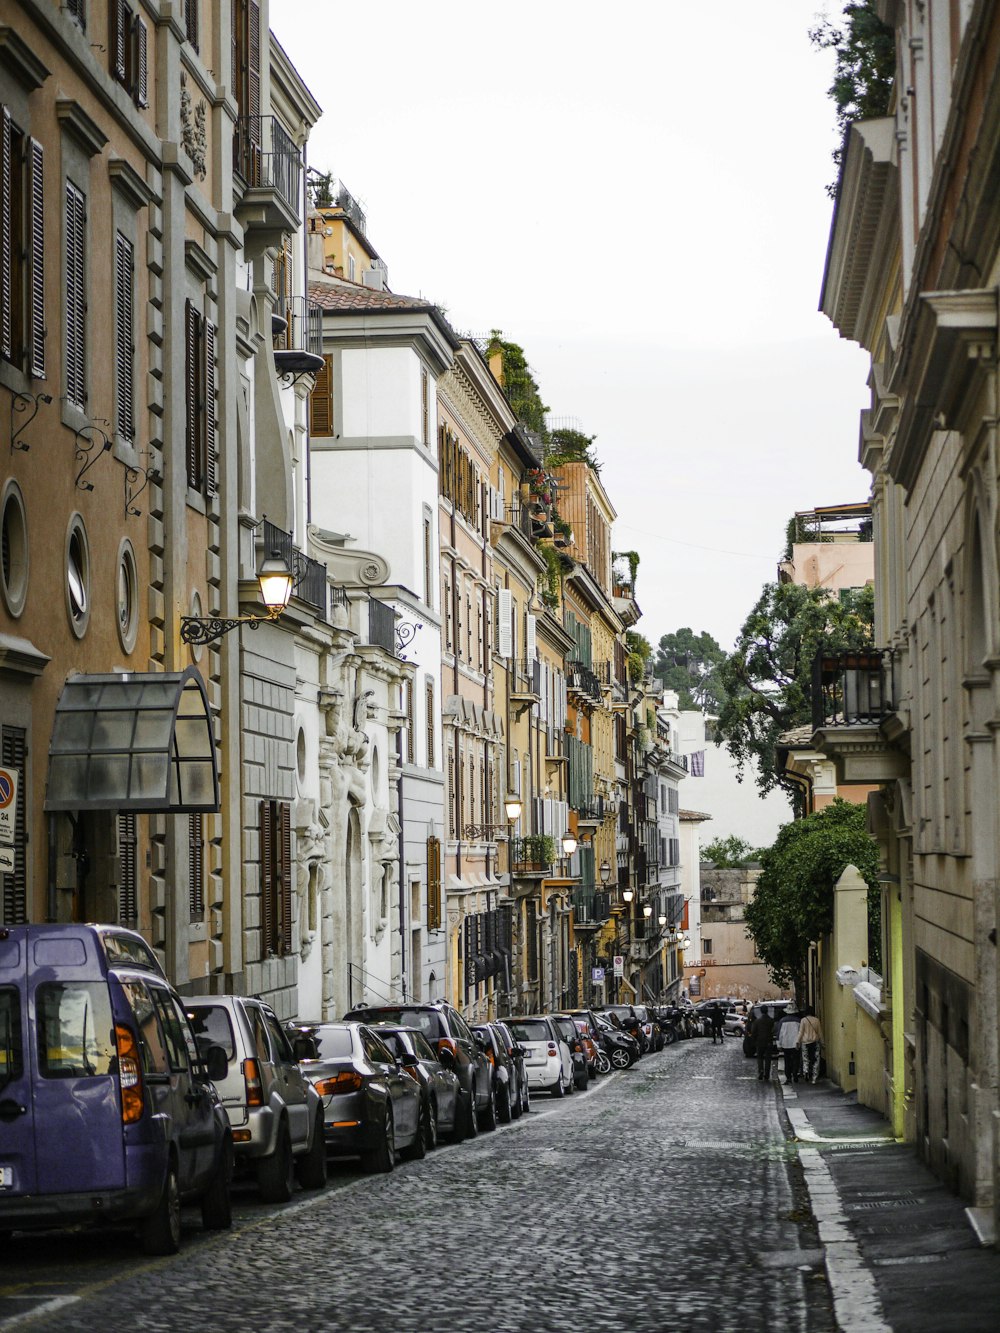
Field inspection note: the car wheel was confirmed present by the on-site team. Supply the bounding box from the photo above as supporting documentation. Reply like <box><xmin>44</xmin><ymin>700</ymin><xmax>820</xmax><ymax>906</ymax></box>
<box><xmin>610</xmin><ymin>1047</ymin><xmax>630</xmax><ymax>1070</ymax></box>
<box><xmin>142</xmin><ymin>1162</ymin><xmax>181</xmax><ymax>1256</ymax></box>
<box><xmin>521</xmin><ymin>1079</ymin><xmax>531</xmax><ymax>1114</ymax></box>
<box><xmin>295</xmin><ymin>1111</ymin><xmax>328</xmax><ymax>1190</ymax></box>
<box><xmin>363</xmin><ymin>1109</ymin><xmax>396</xmax><ymax>1174</ymax></box>
<box><xmin>425</xmin><ymin>1098</ymin><xmax>438</xmax><ymax>1149</ymax></box>
<box><xmin>258</xmin><ymin>1122</ymin><xmax>295</xmax><ymax>1203</ymax></box>
<box><xmin>596</xmin><ymin>1050</ymin><xmax>612</xmax><ymax>1074</ymax></box>
<box><xmin>496</xmin><ymin>1081</ymin><xmax>512</xmax><ymax>1124</ymax></box>
<box><xmin>510</xmin><ymin>1081</ymin><xmax>522</xmax><ymax>1120</ymax></box>
<box><xmin>200</xmin><ymin>1135</ymin><xmax>233</xmax><ymax>1231</ymax></box>
<box><xmin>551</xmin><ymin>1072</ymin><xmax>565</xmax><ymax>1098</ymax></box>
<box><xmin>479</xmin><ymin>1084</ymin><xmax>498</xmax><ymax>1131</ymax></box>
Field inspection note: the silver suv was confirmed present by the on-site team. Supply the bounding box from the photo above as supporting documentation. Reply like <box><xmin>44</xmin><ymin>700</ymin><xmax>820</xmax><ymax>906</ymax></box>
<box><xmin>186</xmin><ymin>995</ymin><xmax>326</xmax><ymax>1201</ymax></box>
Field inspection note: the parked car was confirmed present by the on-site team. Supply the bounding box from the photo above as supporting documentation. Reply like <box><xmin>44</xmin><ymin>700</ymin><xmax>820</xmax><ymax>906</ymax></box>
<box><xmin>494</xmin><ymin>1019</ymin><xmax>530</xmax><ymax>1115</ymax></box>
<box><xmin>557</xmin><ymin>1011</ymin><xmax>602</xmax><ymax>1077</ymax></box>
<box><xmin>506</xmin><ymin>1015</ymin><xmax>573</xmax><ymax>1096</ymax></box>
<box><xmin>186</xmin><ymin>994</ymin><xmax>326</xmax><ymax>1201</ymax></box>
<box><xmin>472</xmin><ymin>1022</ymin><xmax>521</xmax><ymax>1122</ymax></box>
<box><xmin>363</xmin><ymin>1023</ymin><xmax>461</xmax><ymax>1145</ymax></box>
<box><xmin>550</xmin><ymin>1014</ymin><xmax>590</xmax><ymax>1089</ymax></box>
<box><xmin>594</xmin><ymin>1011</ymin><xmax>640</xmax><ymax>1068</ymax></box>
<box><xmin>341</xmin><ymin>1002</ymin><xmax>493</xmax><ymax>1137</ymax></box>
<box><xmin>292</xmin><ymin>1022</ymin><xmax>425</xmax><ymax>1171</ymax></box>
<box><xmin>597</xmin><ymin>1005</ymin><xmax>646</xmax><ymax>1052</ymax></box>
<box><xmin>0</xmin><ymin>923</ymin><xmax>233</xmax><ymax>1255</ymax></box>
<box><xmin>633</xmin><ymin>1004</ymin><xmax>663</xmax><ymax>1052</ymax></box>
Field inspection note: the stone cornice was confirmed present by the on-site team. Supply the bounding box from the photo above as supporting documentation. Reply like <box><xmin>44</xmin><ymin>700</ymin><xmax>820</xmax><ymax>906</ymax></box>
<box><xmin>56</xmin><ymin>100</ymin><xmax>107</xmax><ymax>157</ymax></box>
<box><xmin>307</xmin><ymin>526</ymin><xmax>390</xmax><ymax>586</ymax></box>
<box><xmin>0</xmin><ymin>24</ymin><xmax>50</xmax><ymax>90</ymax></box>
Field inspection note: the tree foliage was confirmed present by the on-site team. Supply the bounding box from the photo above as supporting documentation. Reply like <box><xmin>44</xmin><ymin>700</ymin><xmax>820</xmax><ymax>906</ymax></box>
<box><xmin>546</xmin><ymin>427</ymin><xmax>601</xmax><ymax>474</ymax></box>
<box><xmin>653</xmin><ymin>627</ymin><xmax>728</xmax><ymax>712</ymax></box>
<box><xmin>701</xmin><ymin>835</ymin><xmax>758</xmax><ymax>868</ymax></box>
<box><xmin>486</xmin><ymin>332</ymin><xmax>549</xmax><ymax>435</ymax></box>
<box><xmin>809</xmin><ymin>2</ymin><xmax>895</xmax><ymax>190</ymax></box>
<box><xmin>626</xmin><ymin>629</ymin><xmax>652</xmax><ymax>684</ymax></box>
<box><xmin>746</xmin><ymin>799</ymin><xmax>880</xmax><ymax>999</ymax></box>
<box><xmin>715</xmin><ymin>581</ymin><xmax>874</xmax><ymax>793</ymax></box>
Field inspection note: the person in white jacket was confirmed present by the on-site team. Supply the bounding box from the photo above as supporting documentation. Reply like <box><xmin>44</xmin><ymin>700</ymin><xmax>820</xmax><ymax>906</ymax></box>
<box><xmin>776</xmin><ymin>1010</ymin><xmax>801</xmax><ymax>1084</ymax></box>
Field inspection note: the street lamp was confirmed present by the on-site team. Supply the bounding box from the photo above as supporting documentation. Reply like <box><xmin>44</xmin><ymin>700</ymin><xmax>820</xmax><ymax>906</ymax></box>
<box><xmin>658</xmin><ymin>913</ymin><xmax>667</xmax><ymax>927</ymax></box>
<box><xmin>504</xmin><ymin>795</ymin><xmax>523</xmax><ymax>823</ymax></box>
<box><xmin>561</xmin><ymin>833</ymin><xmax>578</xmax><ymax>857</ymax></box>
<box><xmin>622</xmin><ymin>887</ymin><xmax>634</xmax><ymax>903</ymax></box>
<box><xmin>181</xmin><ymin>551</ymin><xmax>294</xmax><ymax>645</ymax></box>
<box><xmin>642</xmin><ymin>903</ymin><xmax>652</xmax><ymax>919</ymax></box>
<box><xmin>600</xmin><ymin>860</ymin><xmax>612</xmax><ymax>886</ymax></box>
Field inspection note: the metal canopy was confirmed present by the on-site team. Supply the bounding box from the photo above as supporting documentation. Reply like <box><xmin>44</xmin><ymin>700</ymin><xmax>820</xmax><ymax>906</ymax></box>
<box><xmin>46</xmin><ymin>667</ymin><xmax>220</xmax><ymax>813</ymax></box>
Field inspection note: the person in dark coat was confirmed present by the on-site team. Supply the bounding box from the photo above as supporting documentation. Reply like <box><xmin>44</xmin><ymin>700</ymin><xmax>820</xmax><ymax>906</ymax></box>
<box><xmin>750</xmin><ymin>1007</ymin><xmax>776</xmax><ymax>1081</ymax></box>
<box><xmin>709</xmin><ymin>1003</ymin><xmax>725</xmax><ymax>1044</ymax></box>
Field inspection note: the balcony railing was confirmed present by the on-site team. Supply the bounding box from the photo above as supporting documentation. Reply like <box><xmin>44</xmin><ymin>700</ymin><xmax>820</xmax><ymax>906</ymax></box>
<box><xmin>273</xmin><ymin>295</ymin><xmax>323</xmax><ymax>357</ymax></box>
<box><xmin>234</xmin><ymin>116</ymin><xmax>301</xmax><ymax>217</ymax></box>
<box><xmin>511</xmin><ymin>658</ymin><xmax>541</xmax><ymax>695</ymax></box>
<box><xmin>567</xmin><ymin>661</ymin><xmax>604</xmax><ymax>704</ymax></box>
<box><xmin>262</xmin><ymin>519</ymin><xmax>326</xmax><ymax>620</ymax></box>
<box><xmin>369</xmin><ymin>596</ymin><xmax>397</xmax><ymax>655</ymax></box>
<box><xmin>571</xmin><ymin>887</ymin><xmax>612</xmax><ymax>925</ymax></box>
<box><xmin>812</xmin><ymin>648</ymin><xmax>899</xmax><ymax>729</ymax></box>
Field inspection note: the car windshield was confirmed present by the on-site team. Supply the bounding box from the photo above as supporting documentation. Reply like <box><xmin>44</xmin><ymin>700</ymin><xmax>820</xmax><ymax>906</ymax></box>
<box><xmin>310</xmin><ymin>1026</ymin><xmax>355</xmax><ymax>1060</ymax></box>
<box><xmin>347</xmin><ymin>1008</ymin><xmax>443</xmax><ymax>1040</ymax></box>
<box><xmin>509</xmin><ymin>1019</ymin><xmax>550</xmax><ymax>1042</ymax></box>
<box><xmin>186</xmin><ymin>1004</ymin><xmax>236</xmax><ymax>1060</ymax></box>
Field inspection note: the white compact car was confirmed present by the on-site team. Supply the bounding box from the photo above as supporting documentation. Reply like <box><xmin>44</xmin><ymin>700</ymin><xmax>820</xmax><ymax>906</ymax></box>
<box><xmin>506</xmin><ymin>1015</ymin><xmax>573</xmax><ymax>1097</ymax></box>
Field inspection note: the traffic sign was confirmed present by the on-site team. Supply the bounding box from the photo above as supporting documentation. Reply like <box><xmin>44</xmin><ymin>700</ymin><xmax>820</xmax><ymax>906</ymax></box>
<box><xmin>0</xmin><ymin>768</ymin><xmax>18</xmax><ymax>844</ymax></box>
<box><xmin>592</xmin><ymin>967</ymin><xmax>605</xmax><ymax>983</ymax></box>
<box><xmin>613</xmin><ymin>955</ymin><xmax>624</xmax><ymax>977</ymax></box>
<box><xmin>0</xmin><ymin>846</ymin><xmax>13</xmax><ymax>873</ymax></box>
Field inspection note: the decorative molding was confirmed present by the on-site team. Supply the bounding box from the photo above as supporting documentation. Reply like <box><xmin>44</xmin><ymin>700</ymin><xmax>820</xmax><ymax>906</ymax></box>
<box><xmin>185</xmin><ymin>238</ymin><xmax>217</xmax><ymax>287</ymax></box>
<box><xmin>109</xmin><ymin>157</ymin><xmax>157</xmax><ymax>210</ymax></box>
<box><xmin>180</xmin><ymin>71</ymin><xmax>208</xmax><ymax>181</ymax></box>
<box><xmin>308</xmin><ymin>526</ymin><xmax>390</xmax><ymax>586</ymax></box>
<box><xmin>56</xmin><ymin>100</ymin><xmax>108</xmax><ymax>157</ymax></box>
<box><xmin>0</xmin><ymin>632</ymin><xmax>50</xmax><ymax>679</ymax></box>
<box><xmin>0</xmin><ymin>25</ymin><xmax>50</xmax><ymax>90</ymax></box>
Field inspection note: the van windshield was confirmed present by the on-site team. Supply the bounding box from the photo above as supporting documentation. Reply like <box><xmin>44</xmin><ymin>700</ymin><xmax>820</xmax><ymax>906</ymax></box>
<box><xmin>36</xmin><ymin>982</ymin><xmax>115</xmax><ymax>1079</ymax></box>
<box><xmin>0</xmin><ymin>988</ymin><xmax>23</xmax><ymax>1090</ymax></box>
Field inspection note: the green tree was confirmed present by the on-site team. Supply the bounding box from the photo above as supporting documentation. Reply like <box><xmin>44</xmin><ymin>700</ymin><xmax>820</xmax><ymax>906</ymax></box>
<box><xmin>626</xmin><ymin>629</ymin><xmax>652</xmax><ymax>684</ymax></box>
<box><xmin>810</xmin><ymin>2</ymin><xmax>895</xmax><ymax>191</ymax></box>
<box><xmin>701</xmin><ymin>835</ymin><xmax>758</xmax><ymax>868</ymax></box>
<box><xmin>746</xmin><ymin>799</ymin><xmax>881</xmax><ymax>999</ymax></box>
<box><xmin>546</xmin><ymin>427</ymin><xmax>601</xmax><ymax>474</ymax></box>
<box><xmin>485</xmin><ymin>332</ymin><xmax>549</xmax><ymax>436</ymax></box>
<box><xmin>653</xmin><ymin>627</ymin><xmax>728</xmax><ymax>712</ymax></box>
<box><xmin>715</xmin><ymin>581</ymin><xmax>874</xmax><ymax>794</ymax></box>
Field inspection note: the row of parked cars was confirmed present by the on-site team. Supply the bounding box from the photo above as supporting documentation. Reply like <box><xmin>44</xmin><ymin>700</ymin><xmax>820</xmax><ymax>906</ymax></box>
<box><xmin>0</xmin><ymin>924</ymin><xmax>668</xmax><ymax>1259</ymax></box>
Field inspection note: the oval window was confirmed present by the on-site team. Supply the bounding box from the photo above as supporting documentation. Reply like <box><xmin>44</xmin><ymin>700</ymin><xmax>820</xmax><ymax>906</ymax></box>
<box><xmin>117</xmin><ymin>540</ymin><xmax>139</xmax><ymax>652</ymax></box>
<box><xmin>66</xmin><ymin>517</ymin><xmax>91</xmax><ymax>636</ymax></box>
<box><xmin>0</xmin><ymin>483</ymin><xmax>28</xmax><ymax>617</ymax></box>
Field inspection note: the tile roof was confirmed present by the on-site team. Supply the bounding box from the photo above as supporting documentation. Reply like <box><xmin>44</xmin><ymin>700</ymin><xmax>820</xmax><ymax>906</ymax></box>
<box><xmin>308</xmin><ymin>279</ymin><xmax>435</xmax><ymax>312</ymax></box>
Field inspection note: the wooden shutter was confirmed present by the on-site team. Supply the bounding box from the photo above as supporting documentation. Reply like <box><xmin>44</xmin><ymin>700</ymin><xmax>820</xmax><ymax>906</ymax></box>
<box><xmin>2</xmin><ymin>107</ymin><xmax>14</xmax><ymax>363</ymax></box>
<box><xmin>260</xmin><ymin>799</ymin><xmax>276</xmax><ymax>956</ymax></box>
<box><xmin>184</xmin><ymin>0</ymin><xmax>199</xmax><ymax>49</ymax></box>
<box><xmin>188</xmin><ymin>814</ymin><xmax>204</xmax><ymax>920</ymax></box>
<box><xmin>525</xmin><ymin>612</ymin><xmax>536</xmax><ymax>663</ymax></box>
<box><xmin>27</xmin><ymin>138</ymin><xmax>44</xmax><ymax>379</ymax></box>
<box><xmin>497</xmin><ymin>588</ymin><xmax>512</xmax><ymax>659</ymax></box>
<box><xmin>278</xmin><ymin>801</ymin><xmax>291</xmax><ymax>956</ymax></box>
<box><xmin>309</xmin><ymin>354</ymin><xmax>333</xmax><ymax>435</ymax></box>
<box><xmin>110</xmin><ymin>0</ymin><xmax>128</xmax><ymax>84</ymax></box>
<box><xmin>247</xmin><ymin>0</ymin><xmax>261</xmax><ymax>126</ymax></box>
<box><xmin>425</xmin><ymin>679</ymin><xmax>434</xmax><ymax>768</ymax></box>
<box><xmin>204</xmin><ymin>319</ymin><xmax>217</xmax><ymax>494</ymax></box>
<box><xmin>447</xmin><ymin>751</ymin><xmax>455</xmax><ymax>837</ymax></box>
<box><xmin>118</xmin><ymin>812</ymin><xmax>137</xmax><ymax>925</ymax></box>
<box><xmin>426</xmin><ymin>835</ymin><xmax>441</xmax><ymax>931</ymax></box>
<box><xmin>66</xmin><ymin>0</ymin><xmax>86</xmax><ymax>30</ymax></box>
<box><xmin>185</xmin><ymin>299</ymin><xmax>199</xmax><ymax>485</ymax></box>
<box><xmin>405</xmin><ymin>680</ymin><xmax>415</xmax><ymax>764</ymax></box>
<box><xmin>133</xmin><ymin>16</ymin><xmax>149</xmax><ymax>108</ymax></box>
<box><xmin>65</xmin><ymin>181</ymin><xmax>86</xmax><ymax>406</ymax></box>
<box><xmin>1</xmin><ymin>727</ymin><xmax>26</xmax><ymax>924</ymax></box>
<box><xmin>115</xmin><ymin>233</ymin><xmax>134</xmax><ymax>439</ymax></box>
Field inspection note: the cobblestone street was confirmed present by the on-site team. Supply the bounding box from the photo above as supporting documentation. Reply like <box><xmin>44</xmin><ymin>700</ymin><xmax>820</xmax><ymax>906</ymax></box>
<box><xmin>1</xmin><ymin>1039</ymin><xmax>835</xmax><ymax>1333</ymax></box>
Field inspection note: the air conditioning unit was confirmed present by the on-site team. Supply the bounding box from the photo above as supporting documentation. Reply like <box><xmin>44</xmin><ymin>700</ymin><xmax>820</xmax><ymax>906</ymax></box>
<box><xmin>362</xmin><ymin>263</ymin><xmax>388</xmax><ymax>292</ymax></box>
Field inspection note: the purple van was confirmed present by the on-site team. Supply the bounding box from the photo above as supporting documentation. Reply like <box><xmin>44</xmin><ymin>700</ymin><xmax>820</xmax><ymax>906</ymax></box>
<box><xmin>0</xmin><ymin>924</ymin><xmax>232</xmax><ymax>1254</ymax></box>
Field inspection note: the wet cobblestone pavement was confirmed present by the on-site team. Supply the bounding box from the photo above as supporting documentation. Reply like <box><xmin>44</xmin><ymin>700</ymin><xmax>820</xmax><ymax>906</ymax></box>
<box><xmin>1</xmin><ymin>1038</ymin><xmax>836</xmax><ymax>1333</ymax></box>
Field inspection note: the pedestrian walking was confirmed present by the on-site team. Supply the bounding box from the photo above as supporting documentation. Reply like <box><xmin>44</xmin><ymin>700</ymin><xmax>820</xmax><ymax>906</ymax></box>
<box><xmin>709</xmin><ymin>1003</ymin><xmax>725</xmax><ymax>1045</ymax></box>
<box><xmin>797</xmin><ymin>1006</ymin><xmax>823</xmax><ymax>1082</ymax></box>
<box><xmin>750</xmin><ymin>1006</ymin><xmax>776</xmax><ymax>1081</ymax></box>
<box><xmin>776</xmin><ymin>1008</ymin><xmax>801</xmax><ymax>1083</ymax></box>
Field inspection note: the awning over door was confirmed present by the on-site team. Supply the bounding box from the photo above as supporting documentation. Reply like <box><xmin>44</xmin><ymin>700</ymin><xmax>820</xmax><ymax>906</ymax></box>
<box><xmin>46</xmin><ymin>668</ymin><xmax>220</xmax><ymax>813</ymax></box>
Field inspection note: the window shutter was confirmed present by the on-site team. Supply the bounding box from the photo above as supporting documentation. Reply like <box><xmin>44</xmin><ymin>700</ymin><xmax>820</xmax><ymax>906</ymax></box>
<box><xmin>67</xmin><ymin>0</ymin><xmax>87</xmax><ymax>31</ymax></box>
<box><xmin>1</xmin><ymin>107</ymin><xmax>11</xmax><ymax>362</ymax></box>
<box><xmin>260</xmin><ymin>799</ymin><xmax>275</xmax><ymax>956</ymax></box>
<box><xmin>65</xmin><ymin>182</ymin><xmax>86</xmax><ymax>406</ymax></box>
<box><xmin>278</xmin><ymin>801</ymin><xmax>291</xmax><ymax>955</ymax></box>
<box><xmin>405</xmin><ymin>679</ymin><xmax>414</xmax><ymax>763</ymax></box>
<box><xmin>27</xmin><ymin>138</ymin><xmax>44</xmax><ymax>379</ymax></box>
<box><xmin>1</xmin><ymin>726</ymin><xmax>27</xmax><ymax>924</ymax></box>
<box><xmin>425</xmin><ymin>679</ymin><xmax>435</xmax><ymax>768</ymax></box>
<box><xmin>447</xmin><ymin>751</ymin><xmax>455</xmax><ymax>837</ymax></box>
<box><xmin>189</xmin><ymin>814</ymin><xmax>204</xmax><ymax>919</ymax></box>
<box><xmin>247</xmin><ymin>0</ymin><xmax>261</xmax><ymax>126</ymax></box>
<box><xmin>114</xmin><ymin>233</ymin><xmax>134</xmax><ymax>439</ymax></box>
<box><xmin>426</xmin><ymin>835</ymin><xmax>441</xmax><ymax>931</ymax></box>
<box><xmin>133</xmin><ymin>16</ymin><xmax>149</xmax><ymax>108</ymax></box>
<box><xmin>525</xmin><ymin>612</ymin><xmax>536</xmax><ymax>663</ymax></box>
<box><xmin>110</xmin><ymin>0</ymin><xmax>128</xmax><ymax>84</ymax></box>
<box><xmin>185</xmin><ymin>299</ymin><xmax>199</xmax><ymax>486</ymax></box>
<box><xmin>497</xmin><ymin>588</ymin><xmax>512</xmax><ymax>658</ymax></box>
<box><xmin>309</xmin><ymin>353</ymin><xmax>333</xmax><ymax>435</ymax></box>
<box><xmin>204</xmin><ymin>319</ymin><xmax>217</xmax><ymax>494</ymax></box>
<box><xmin>118</xmin><ymin>812</ymin><xmax>137</xmax><ymax>925</ymax></box>
<box><xmin>184</xmin><ymin>0</ymin><xmax>199</xmax><ymax>49</ymax></box>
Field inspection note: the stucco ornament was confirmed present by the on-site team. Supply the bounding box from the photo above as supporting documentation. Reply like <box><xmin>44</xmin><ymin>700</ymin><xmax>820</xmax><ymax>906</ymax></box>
<box><xmin>294</xmin><ymin>804</ymin><xmax>327</xmax><ymax>961</ymax></box>
<box><xmin>180</xmin><ymin>72</ymin><xmax>207</xmax><ymax>180</ymax></box>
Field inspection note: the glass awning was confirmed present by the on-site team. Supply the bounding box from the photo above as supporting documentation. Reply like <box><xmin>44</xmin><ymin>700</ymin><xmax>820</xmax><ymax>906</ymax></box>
<box><xmin>46</xmin><ymin>668</ymin><xmax>220</xmax><ymax>813</ymax></box>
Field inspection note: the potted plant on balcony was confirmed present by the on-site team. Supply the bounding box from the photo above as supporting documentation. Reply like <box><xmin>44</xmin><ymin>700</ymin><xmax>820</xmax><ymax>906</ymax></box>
<box><xmin>518</xmin><ymin>833</ymin><xmax>555</xmax><ymax>871</ymax></box>
<box><xmin>552</xmin><ymin>514</ymin><xmax>574</xmax><ymax>548</ymax></box>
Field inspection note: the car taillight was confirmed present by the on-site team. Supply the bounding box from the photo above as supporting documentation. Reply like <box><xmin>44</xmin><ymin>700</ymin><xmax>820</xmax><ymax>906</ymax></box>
<box><xmin>115</xmin><ymin>1023</ymin><xmax>144</xmax><ymax>1124</ymax></box>
<box><xmin>437</xmin><ymin>1037</ymin><xmax>459</xmax><ymax>1060</ymax></box>
<box><xmin>547</xmin><ymin>1043</ymin><xmax>558</xmax><ymax>1056</ymax></box>
<box><xmin>313</xmin><ymin>1070</ymin><xmax>364</xmax><ymax>1096</ymax></box>
<box><xmin>243</xmin><ymin>1057</ymin><xmax>264</xmax><ymax>1107</ymax></box>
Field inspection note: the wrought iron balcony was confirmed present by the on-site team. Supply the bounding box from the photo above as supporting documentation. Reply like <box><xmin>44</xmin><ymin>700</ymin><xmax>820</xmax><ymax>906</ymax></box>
<box><xmin>810</xmin><ymin>646</ymin><xmax>908</xmax><ymax>784</ymax></box>
<box><xmin>233</xmin><ymin>116</ymin><xmax>301</xmax><ymax>253</ymax></box>
<box><xmin>261</xmin><ymin>519</ymin><xmax>327</xmax><ymax>620</ymax></box>
<box><xmin>571</xmin><ymin>886</ymin><xmax>612</xmax><ymax>926</ymax></box>
<box><xmin>368</xmin><ymin>596</ymin><xmax>397</xmax><ymax>656</ymax></box>
<box><xmin>273</xmin><ymin>296</ymin><xmax>324</xmax><ymax>382</ymax></box>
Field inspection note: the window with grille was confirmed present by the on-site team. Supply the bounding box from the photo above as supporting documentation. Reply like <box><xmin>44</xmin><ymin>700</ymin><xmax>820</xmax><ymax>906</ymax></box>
<box><xmin>421</xmin><ymin>368</ymin><xmax>429</xmax><ymax>445</ymax></box>
<box><xmin>114</xmin><ymin>233</ymin><xmax>135</xmax><ymax>440</ymax></box>
<box><xmin>184</xmin><ymin>299</ymin><xmax>217</xmax><ymax>494</ymax></box>
<box><xmin>189</xmin><ymin>813</ymin><xmax>205</xmax><ymax>920</ymax></box>
<box><xmin>526</xmin><ymin>899</ymin><xmax>538</xmax><ymax>981</ymax></box>
<box><xmin>1</xmin><ymin>727</ymin><xmax>26</xmax><ymax>924</ymax></box>
<box><xmin>260</xmin><ymin>800</ymin><xmax>291</xmax><ymax>957</ymax></box>
<box><xmin>447</xmin><ymin>751</ymin><xmax>455</xmax><ymax>838</ymax></box>
<box><xmin>184</xmin><ymin>0</ymin><xmax>199</xmax><ymax>48</ymax></box>
<box><xmin>65</xmin><ymin>181</ymin><xmax>86</xmax><ymax>407</ymax></box>
<box><xmin>703</xmin><ymin>938</ymin><xmax>713</xmax><ymax>955</ymax></box>
<box><xmin>1</xmin><ymin>109</ymin><xmax>44</xmax><ymax>378</ymax></box>
<box><xmin>426</xmin><ymin>835</ymin><xmax>441</xmax><ymax>931</ymax></box>
<box><xmin>118</xmin><ymin>812</ymin><xmax>137</xmax><ymax>926</ymax></box>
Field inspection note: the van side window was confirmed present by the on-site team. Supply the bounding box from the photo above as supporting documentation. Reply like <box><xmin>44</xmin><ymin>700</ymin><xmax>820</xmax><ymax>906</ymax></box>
<box><xmin>0</xmin><ymin>987</ymin><xmax>24</xmax><ymax>1082</ymax></box>
<box><xmin>262</xmin><ymin>1008</ymin><xmax>293</xmax><ymax>1063</ymax></box>
<box><xmin>149</xmin><ymin>986</ymin><xmax>190</xmax><ymax>1071</ymax></box>
<box><xmin>186</xmin><ymin>1003</ymin><xmax>235</xmax><ymax>1060</ymax></box>
<box><xmin>119</xmin><ymin>979</ymin><xmax>170</xmax><ymax>1075</ymax></box>
<box><xmin>36</xmin><ymin>983</ymin><xmax>116</xmax><ymax>1079</ymax></box>
<box><xmin>249</xmin><ymin>1005</ymin><xmax>271</xmax><ymax>1062</ymax></box>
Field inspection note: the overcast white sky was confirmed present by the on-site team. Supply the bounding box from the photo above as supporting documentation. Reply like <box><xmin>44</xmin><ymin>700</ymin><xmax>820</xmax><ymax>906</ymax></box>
<box><xmin>274</xmin><ymin>0</ymin><xmax>870</xmax><ymax>654</ymax></box>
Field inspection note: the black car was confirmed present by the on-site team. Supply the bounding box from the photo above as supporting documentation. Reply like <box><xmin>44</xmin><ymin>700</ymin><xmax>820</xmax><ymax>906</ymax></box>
<box><xmin>341</xmin><ymin>1002</ymin><xmax>493</xmax><ymax>1137</ymax></box>
<box><xmin>494</xmin><ymin>1019</ymin><xmax>530</xmax><ymax>1115</ymax></box>
<box><xmin>369</xmin><ymin>1024</ymin><xmax>462</xmax><ymax>1146</ymax></box>
<box><xmin>594</xmin><ymin>1011</ymin><xmax>640</xmax><ymax>1068</ymax></box>
<box><xmin>472</xmin><ymin>1022</ymin><xmax>521</xmax><ymax>1123</ymax></box>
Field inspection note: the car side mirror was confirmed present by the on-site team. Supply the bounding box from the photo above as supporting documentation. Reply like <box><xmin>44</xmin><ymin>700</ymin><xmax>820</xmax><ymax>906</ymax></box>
<box><xmin>292</xmin><ymin>1035</ymin><xmax>317</xmax><ymax>1062</ymax></box>
<box><xmin>398</xmin><ymin>1051</ymin><xmax>420</xmax><ymax>1068</ymax></box>
<box><xmin>437</xmin><ymin>1045</ymin><xmax>456</xmax><ymax>1068</ymax></box>
<box><xmin>204</xmin><ymin>1044</ymin><xmax>229</xmax><ymax>1082</ymax></box>
<box><xmin>474</xmin><ymin>1033</ymin><xmax>487</xmax><ymax>1048</ymax></box>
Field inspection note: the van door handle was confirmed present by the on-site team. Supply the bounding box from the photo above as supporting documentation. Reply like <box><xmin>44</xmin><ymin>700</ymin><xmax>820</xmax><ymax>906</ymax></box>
<box><xmin>0</xmin><ymin>1099</ymin><xmax>26</xmax><ymax>1121</ymax></box>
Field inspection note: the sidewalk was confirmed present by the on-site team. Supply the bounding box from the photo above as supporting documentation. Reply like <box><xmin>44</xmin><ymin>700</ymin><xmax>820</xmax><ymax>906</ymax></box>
<box><xmin>778</xmin><ymin>1073</ymin><xmax>1000</xmax><ymax>1332</ymax></box>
